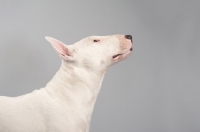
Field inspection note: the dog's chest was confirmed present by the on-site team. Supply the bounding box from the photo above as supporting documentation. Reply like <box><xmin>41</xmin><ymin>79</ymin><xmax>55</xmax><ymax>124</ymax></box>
<box><xmin>40</xmin><ymin>96</ymin><xmax>92</xmax><ymax>132</ymax></box>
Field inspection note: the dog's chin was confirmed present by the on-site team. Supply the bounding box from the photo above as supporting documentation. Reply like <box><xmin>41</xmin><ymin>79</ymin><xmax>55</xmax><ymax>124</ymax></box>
<box><xmin>112</xmin><ymin>47</ymin><xmax>132</xmax><ymax>61</ymax></box>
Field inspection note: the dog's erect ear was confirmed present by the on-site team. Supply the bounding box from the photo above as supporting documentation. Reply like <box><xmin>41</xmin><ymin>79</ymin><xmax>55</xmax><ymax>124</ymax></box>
<box><xmin>45</xmin><ymin>36</ymin><xmax>74</xmax><ymax>61</ymax></box>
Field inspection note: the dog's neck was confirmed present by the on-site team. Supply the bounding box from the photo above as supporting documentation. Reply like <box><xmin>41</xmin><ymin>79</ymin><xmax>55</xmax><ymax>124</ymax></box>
<box><xmin>46</xmin><ymin>61</ymin><xmax>106</xmax><ymax>96</ymax></box>
<box><xmin>45</xmin><ymin>61</ymin><xmax>107</xmax><ymax>131</ymax></box>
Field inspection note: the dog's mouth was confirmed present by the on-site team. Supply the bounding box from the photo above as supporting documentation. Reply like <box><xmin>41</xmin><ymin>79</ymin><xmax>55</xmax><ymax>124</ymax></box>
<box><xmin>112</xmin><ymin>47</ymin><xmax>132</xmax><ymax>59</ymax></box>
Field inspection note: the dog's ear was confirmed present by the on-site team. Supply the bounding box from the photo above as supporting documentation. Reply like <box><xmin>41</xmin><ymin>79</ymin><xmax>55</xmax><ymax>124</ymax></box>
<box><xmin>45</xmin><ymin>36</ymin><xmax>74</xmax><ymax>61</ymax></box>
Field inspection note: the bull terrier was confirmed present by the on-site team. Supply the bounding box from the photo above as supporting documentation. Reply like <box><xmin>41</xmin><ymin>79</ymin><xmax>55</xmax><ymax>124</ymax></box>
<box><xmin>0</xmin><ymin>35</ymin><xmax>132</xmax><ymax>132</ymax></box>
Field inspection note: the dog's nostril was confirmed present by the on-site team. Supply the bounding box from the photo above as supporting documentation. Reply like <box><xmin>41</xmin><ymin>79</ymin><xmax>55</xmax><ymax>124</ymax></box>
<box><xmin>125</xmin><ymin>35</ymin><xmax>132</xmax><ymax>42</ymax></box>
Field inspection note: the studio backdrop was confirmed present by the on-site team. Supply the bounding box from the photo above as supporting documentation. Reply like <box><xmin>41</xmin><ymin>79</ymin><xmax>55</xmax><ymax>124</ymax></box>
<box><xmin>0</xmin><ymin>1</ymin><xmax>199</xmax><ymax>132</ymax></box>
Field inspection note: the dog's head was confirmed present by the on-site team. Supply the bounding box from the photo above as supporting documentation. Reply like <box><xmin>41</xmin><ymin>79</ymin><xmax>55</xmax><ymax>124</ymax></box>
<box><xmin>46</xmin><ymin>35</ymin><xmax>132</xmax><ymax>70</ymax></box>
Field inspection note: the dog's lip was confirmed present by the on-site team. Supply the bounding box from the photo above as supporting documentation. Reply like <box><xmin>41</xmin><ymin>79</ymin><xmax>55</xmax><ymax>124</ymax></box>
<box><xmin>112</xmin><ymin>47</ymin><xmax>132</xmax><ymax>59</ymax></box>
<box><xmin>112</xmin><ymin>53</ymin><xmax>122</xmax><ymax>59</ymax></box>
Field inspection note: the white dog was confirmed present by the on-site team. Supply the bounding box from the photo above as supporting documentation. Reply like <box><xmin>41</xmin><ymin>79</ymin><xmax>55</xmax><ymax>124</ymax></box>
<box><xmin>0</xmin><ymin>35</ymin><xmax>132</xmax><ymax>132</ymax></box>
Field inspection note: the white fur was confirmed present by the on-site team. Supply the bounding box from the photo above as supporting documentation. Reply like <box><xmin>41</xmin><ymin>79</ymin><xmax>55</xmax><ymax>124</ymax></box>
<box><xmin>0</xmin><ymin>35</ymin><xmax>132</xmax><ymax>132</ymax></box>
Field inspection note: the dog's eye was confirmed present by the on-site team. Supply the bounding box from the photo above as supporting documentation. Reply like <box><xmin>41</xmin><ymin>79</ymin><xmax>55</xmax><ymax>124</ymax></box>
<box><xmin>93</xmin><ymin>39</ymin><xmax>100</xmax><ymax>42</ymax></box>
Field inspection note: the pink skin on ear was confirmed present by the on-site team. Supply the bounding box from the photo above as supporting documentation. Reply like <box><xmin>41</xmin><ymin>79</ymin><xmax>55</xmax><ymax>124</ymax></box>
<box><xmin>45</xmin><ymin>36</ymin><xmax>69</xmax><ymax>57</ymax></box>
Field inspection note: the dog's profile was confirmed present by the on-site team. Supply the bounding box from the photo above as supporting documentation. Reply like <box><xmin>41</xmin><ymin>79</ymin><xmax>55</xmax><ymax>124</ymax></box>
<box><xmin>0</xmin><ymin>35</ymin><xmax>132</xmax><ymax>132</ymax></box>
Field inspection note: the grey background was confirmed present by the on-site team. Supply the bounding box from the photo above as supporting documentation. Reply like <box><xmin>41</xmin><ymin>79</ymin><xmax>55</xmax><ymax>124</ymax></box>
<box><xmin>0</xmin><ymin>1</ymin><xmax>200</xmax><ymax>132</ymax></box>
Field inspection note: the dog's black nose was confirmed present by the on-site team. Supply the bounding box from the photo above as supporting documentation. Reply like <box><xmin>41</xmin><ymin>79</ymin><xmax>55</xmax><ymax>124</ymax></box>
<box><xmin>125</xmin><ymin>35</ymin><xmax>132</xmax><ymax>42</ymax></box>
